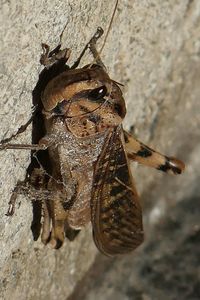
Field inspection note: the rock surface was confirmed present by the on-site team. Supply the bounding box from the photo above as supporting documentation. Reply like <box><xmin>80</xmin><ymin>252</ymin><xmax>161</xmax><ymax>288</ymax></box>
<box><xmin>0</xmin><ymin>0</ymin><xmax>200</xmax><ymax>299</ymax></box>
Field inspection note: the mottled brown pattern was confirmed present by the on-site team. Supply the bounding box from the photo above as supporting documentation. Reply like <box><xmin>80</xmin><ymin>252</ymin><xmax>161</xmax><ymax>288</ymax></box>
<box><xmin>91</xmin><ymin>127</ymin><xmax>143</xmax><ymax>255</ymax></box>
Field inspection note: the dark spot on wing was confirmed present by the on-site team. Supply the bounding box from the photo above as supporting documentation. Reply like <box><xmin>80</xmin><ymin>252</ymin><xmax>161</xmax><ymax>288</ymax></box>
<box><xmin>124</xmin><ymin>133</ymin><xmax>129</xmax><ymax>143</ymax></box>
<box><xmin>110</xmin><ymin>184</ymin><xmax>125</xmax><ymax>197</ymax></box>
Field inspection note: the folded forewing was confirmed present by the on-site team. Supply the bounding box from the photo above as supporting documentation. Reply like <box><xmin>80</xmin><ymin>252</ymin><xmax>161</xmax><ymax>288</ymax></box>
<box><xmin>91</xmin><ymin>126</ymin><xmax>144</xmax><ymax>256</ymax></box>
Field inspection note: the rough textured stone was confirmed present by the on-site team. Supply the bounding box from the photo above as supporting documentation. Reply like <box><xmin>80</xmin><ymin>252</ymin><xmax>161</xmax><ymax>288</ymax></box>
<box><xmin>0</xmin><ymin>0</ymin><xmax>200</xmax><ymax>299</ymax></box>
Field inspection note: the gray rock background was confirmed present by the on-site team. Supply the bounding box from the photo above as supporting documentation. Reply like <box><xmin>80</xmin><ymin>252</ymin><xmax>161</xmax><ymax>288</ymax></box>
<box><xmin>0</xmin><ymin>0</ymin><xmax>199</xmax><ymax>299</ymax></box>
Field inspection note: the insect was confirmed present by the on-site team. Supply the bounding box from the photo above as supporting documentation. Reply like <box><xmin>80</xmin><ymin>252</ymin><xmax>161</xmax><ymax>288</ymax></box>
<box><xmin>0</xmin><ymin>6</ymin><xmax>185</xmax><ymax>256</ymax></box>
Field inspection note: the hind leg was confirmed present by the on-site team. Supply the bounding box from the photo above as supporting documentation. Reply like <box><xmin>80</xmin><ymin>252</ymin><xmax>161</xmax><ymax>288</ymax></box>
<box><xmin>124</xmin><ymin>131</ymin><xmax>185</xmax><ymax>175</ymax></box>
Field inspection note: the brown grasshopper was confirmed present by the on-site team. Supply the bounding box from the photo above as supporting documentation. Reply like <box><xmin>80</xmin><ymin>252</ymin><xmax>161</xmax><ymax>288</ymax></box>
<box><xmin>0</xmin><ymin>27</ymin><xmax>185</xmax><ymax>256</ymax></box>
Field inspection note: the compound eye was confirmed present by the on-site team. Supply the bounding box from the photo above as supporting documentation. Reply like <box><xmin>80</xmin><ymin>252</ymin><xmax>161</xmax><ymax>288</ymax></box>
<box><xmin>88</xmin><ymin>85</ymin><xmax>107</xmax><ymax>100</ymax></box>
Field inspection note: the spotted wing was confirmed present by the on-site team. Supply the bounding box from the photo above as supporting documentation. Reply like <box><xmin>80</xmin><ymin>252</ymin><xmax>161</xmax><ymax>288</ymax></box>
<box><xmin>91</xmin><ymin>126</ymin><xmax>144</xmax><ymax>256</ymax></box>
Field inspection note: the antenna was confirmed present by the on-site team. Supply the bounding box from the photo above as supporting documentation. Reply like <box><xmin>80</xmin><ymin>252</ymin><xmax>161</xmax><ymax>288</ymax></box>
<box><xmin>63</xmin><ymin>0</ymin><xmax>119</xmax><ymax>69</ymax></box>
<box><xmin>99</xmin><ymin>0</ymin><xmax>119</xmax><ymax>56</ymax></box>
<box><xmin>86</xmin><ymin>0</ymin><xmax>119</xmax><ymax>69</ymax></box>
